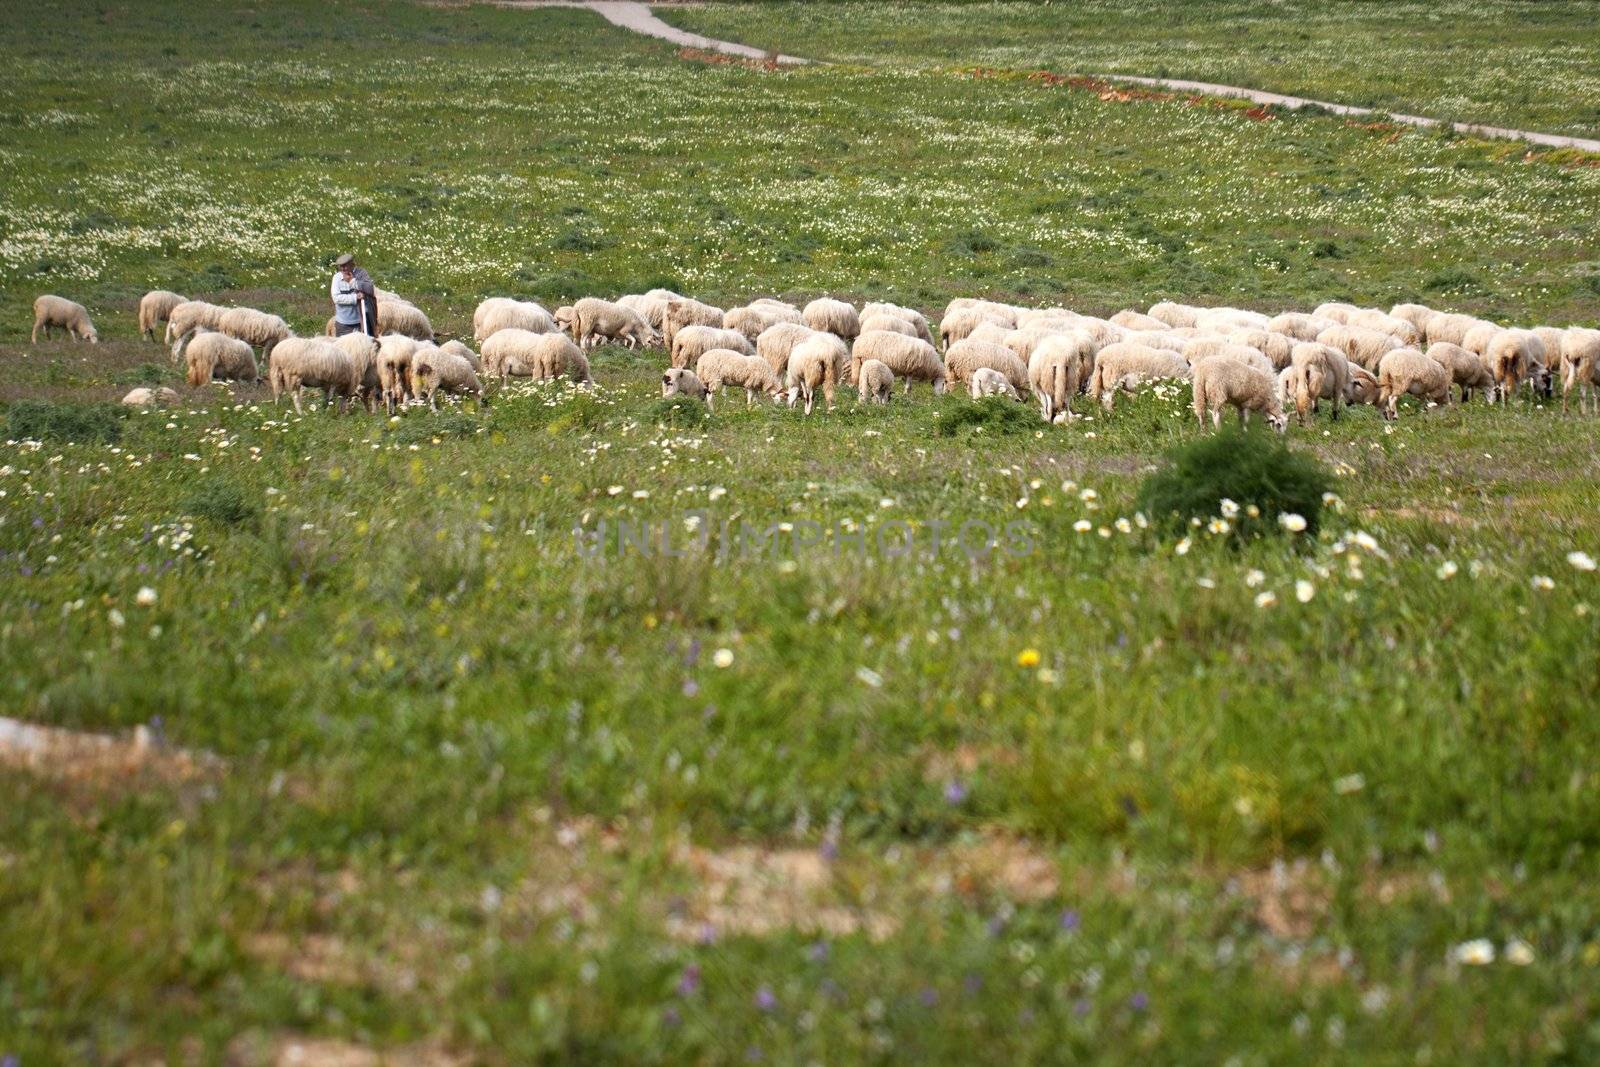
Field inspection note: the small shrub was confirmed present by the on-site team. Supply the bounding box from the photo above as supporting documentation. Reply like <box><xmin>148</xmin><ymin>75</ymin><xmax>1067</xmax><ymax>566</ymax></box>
<box><xmin>4</xmin><ymin>400</ymin><xmax>123</xmax><ymax>444</ymax></box>
<box><xmin>391</xmin><ymin>413</ymin><xmax>480</xmax><ymax>445</ymax></box>
<box><xmin>184</xmin><ymin>477</ymin><xmax>257</xmax><ymax>528</ymax></box>
<box><xmin>114</xmin><ymin>363</ymin><xmax>169</xmax><ymax>386</ymax></box>
<box><xmin>944</xmin><ymin>229</ymin><xmax>1000</xmax><ymax>256</ymax></box>
<box><xmin>1137</xmin><ymin>426</ymin><xmax>1331</xmax><ymax>540</ymax></box>
<box><xmin>641</xmin><ymin>394</ymin><xmax>709</xmax><ymax>429</ymax></box>
<box><xmin>934</xmin><ymin>396</ymin><xmax>1035</xmax><ymax>438</ymax></box>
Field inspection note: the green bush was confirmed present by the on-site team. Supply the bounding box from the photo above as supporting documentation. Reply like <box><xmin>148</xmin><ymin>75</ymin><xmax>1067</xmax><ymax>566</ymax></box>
<box><xmin>639</xmin><ymin>394</ymin><xmax>708</xmax><ymax>429</ymax></box>
<box><xmin>184</xmin><ymin>477</ymin><xmax>257</xmax><ymax>528</ymax></box>
<box><xmin>1136</xmin><ymin>426</ymin><xmax>1331</xmax><ymax>539</ymax></box>
<box><xmin>933</xmin><ymin>396</ymin><xmax>1035</xmax><ymax>438</ymax></box>
<box><xmin>391</xmin><ymin>412</ymin><xmax>481</xmax><ymax>445</ymax></box>
<box><xmin>4</xmin><ymin>400</ymin><xmax>123</xmax><ymax>444</ymax></box>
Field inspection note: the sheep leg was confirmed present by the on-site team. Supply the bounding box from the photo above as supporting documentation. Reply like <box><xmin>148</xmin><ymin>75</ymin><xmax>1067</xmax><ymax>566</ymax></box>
<box><xmin>745</xmin><ymin>388</ymin><xmax>755</xmax><ymax>409</ymax></box>
<box><xmin>292</xmin><ymin>387</ymin><xmax>305</xmax><ymax>416</ymax></box>
<box><xmin>31</xmin><ymin>320</ymin><xmax>40</xmax><ymax>343</ymax></box>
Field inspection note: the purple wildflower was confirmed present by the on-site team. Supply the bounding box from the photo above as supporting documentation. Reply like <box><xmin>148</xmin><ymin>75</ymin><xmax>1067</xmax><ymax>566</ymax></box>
<box><xmin>662</xmin><ymin>1006</ymin><xmax>682</xmax><ymax>1028</ymax></box>
<box><xmin>919</xmin><ymin>987</ymin><xmax>938</xmax><ymax>1008</ymax></box>
<box><xmin>1059</xmin><ymin>908</ymin><xmax>1081</xmax><ymax>932</ymax></box>
<box><xmin>963</xmin><ymin>973</ymin><xmax>983</xmax><ymax>996</ymax></box>
<box><xmin>819</xmin><ymin>838</ymin><xmax>838</xmax><ymax>862</ymax></box>
<box><xmin>684</xmin><ymin>638</ymin><xmax>700</xmax><ymax>666</ymax></box>
<box><xmin>1073</xmin><ymin>998</ymin><xmax>1092</xmax><ymax>1017</ymax></box>
<box><xmin>944</xmin><ymin>779</ymin><xmax>968</xmax><ymax>804</ymax></box>
<box><xmin>807</xmin><ymin>940</ymin><xmax>829</xmax><ymax>963</ymax></box>
<box><xmin>1129</xmin><ymin>991</ymin><xmax>1149</xmax><ymax>1013</ymax></box>
<box><xmin>682</xmin><ymin>679</ymin><xmax>700</xmax><ymax>697</ymax></box>
<box><xmin>754</xmin><ymin>985</ymin><xmax>776</xmax><ymax>1012</ymax></box>
<box><xmin>676</xmin><ymin>964</ymin><xmax>701</xmax><ymax>997</ymax></box>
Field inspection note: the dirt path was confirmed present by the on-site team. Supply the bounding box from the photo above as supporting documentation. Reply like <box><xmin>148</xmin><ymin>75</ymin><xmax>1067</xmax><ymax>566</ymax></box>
<box><xmin>501</xmin><ymin>1</ymin><xmax>1600</xmax><ymax>154</ymax></box>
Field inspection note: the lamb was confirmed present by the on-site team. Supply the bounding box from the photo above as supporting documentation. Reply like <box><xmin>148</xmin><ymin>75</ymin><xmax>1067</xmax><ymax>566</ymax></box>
<box><xmin>859</xmin><ymin>313</ymin><xmax>919</xmax><ymax>339</ymax></box>
<box><xmin>122</xmin><ymin>386</ymin><xmax>182</xmax><ymax>407</ymax></box>
<box><xmin>944</xmin><ymin>339</ymin><xmax>1029</xmax><ymax>394</ymax></box>
<box><xmin>1561</xmin><ymin>328</ymin><xmax>1600</xmax><ymax>414</ymax></box>
<box><xmin>217</xmin><ymin>306</ymin><xmax>292</xmax><ymax>362</ymax></box>
<box><xmin>1284</xmin><ymin>342</ymin><xmax>1350</xmax><ymax>424</ymax></box>
<box><xmin>438</xmin><ymin>339</ymin><xmax>481</xmax><ymax>372</ymax></box>
<box><xmin>376</xmin><ymin>334</ymin><xmax>422</xmax><ymax>414</ymax></box>
<box><xmin>1264</xmin><ymin>312</ymin><xmax>1337</xmax><ymax>342</ymax></box>
<box><xmin>412</xmin><ymin>347</ymin><xmax>484</xmax><ymax>411</ymax></box>
<box><xmin>1088</xmin><ymin>343</ymin><xmax>1191</xmax><ymax>412</ymax></box>
<box><xmin>755</xmin><ymin>322</ymin><xmax>825</xmax><ymax>378</ymax></box>
<box><xmin>1376</xmin><ymin>347</ymin><xmax>1450</xmax><ymax>419</ymax></box>
<box><xmin>1484</xmin><ymin>329</ymin><xmax>1542</xmax><ymax>403</ymax></box>
<box><xmin>31</xmin><ymin>295</ymin><xmax>98</xmax><ymax>343</ymax></box>
<box><xmin>672</xmin><ymin>324</ymin><xmax>755</xmax><ymax>370</ymax></box>
<box><xmin>1316</xmin><ymin>323</ymin><xmax>1401</xmax><ymax>373</ymax></box>
<box><xmin>473</xmin><ymin>297</ymin><xmax>555</xmax><ymax>343</ymax></box>
<box><xmin>1191</xmin><ymin>357</ymin><xmax>1287</xmax><ymax>432</ymax></box>
<box><xmin>695</xmin><ymin>349</ymin><xmax>783</xmax><ymax>410</ymax></box>
<box><xmin>164</xmin><ymin>300</ymin><xmax>227</xmax><ymax>344</ymax></box>
<box><xmin>802</xmin><ymin>297</ymin><xmax>860</xmax><ymax>341</ymax></box>
<box><xmin>970</xmin><ymin>367</ymin><xmax>1022</xmax><ymax>401</ymax></box>
<box><xmin>1425</xmin><ymin>341</ymin><xmax>1495</xmax><ymax>403</ymax></box>
<box><xmin>859</xmin><ymin>302</ymin><xmax>934</xmax><ymax>344</ymax></box>
<box><xmin>785</xmin><ymin>335</ymin><xmax>848</xmax><ymax>414</ymax></box>
<box><xmin>850</xmin><ymin>331</ymin><xmax>947</xmax><ymax>394</ymax></box>
<box><xmin>856</xmin><ymin>359</ymin><xmax>894</xmax><ymax>405</ymax></box>
<box><xmin>661</xmin><ymin>368</ymin><xmax>707</xmax><ymax>402</ymax></box>
<box><xmin>138</xmin><ymin>290</ymin><xmax>186</xmax><ymax>342</ymax></box>
<box><xmin>481</xmin><ymin>329</ymin><xmax>593</xmax><ymax>386</ymax></box>
<box><xmin>377</xmin><ymin>298</ymin><xmax>434</xmax><ymax>341</ymax></box>
<box><xmin>269</xmin><ymin>337</ymin><xmax>366</xmax><ymax>415</ymax></box>
<box><xmin>662</xmin><ymin>298</ymin><xmax>726</xmax><ymax>350</ymax></box>
<box><xmin>1147</xmin><ymin>301</ymin><xmax>1200</xmax><ymax>329</ymax></box>
<box><xmin>177</xmin><ymin>328</ymin><xmax>258</xmax><ymax>388</ymax></box>
<box><xmin>563</xmin><ymin>297</ymin><xmax>657</xmax><ymax>350</ymax></box>
<box><xmin>1110</xmin><ymin>309</ymin><xmax>1169</xmax><ymax>332</ymax></box>
<box><xmin>1027</xmin><ymin>334</ymin><xmax>1087</xmax><ymax>423</ymax></box>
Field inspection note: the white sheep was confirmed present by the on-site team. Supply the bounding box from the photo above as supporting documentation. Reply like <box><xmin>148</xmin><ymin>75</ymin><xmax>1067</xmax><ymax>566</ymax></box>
<box><xmin>859</xmin><ymin>313</ymin><xmax>919</xmax><ymax>339</ymax></box>
<box><xmin>1027</xmin><ymin>334</ymin><xmax>1086</xmax><ymax>423</ymax></box>
<box><xmin>412</xmin><ymin>347</ymin><xmax>484</xmax><ymax>411</ymax></box>
<box><xmin>1389</xmin><ymin>302</ymin><xmax>1440</xmax><ymax>338</ymax></box>
<box><xmin>482</xmin><ymin>329</ymin><xmax>593</xmax><ymax>386</ymax></box>
<box><xmin>562</xmin><ymin>297</ymin><xmax>656</xmax><ymax>350</ymax></box>
<box><xmin>695</xmin><ymin>349</ymin><xmax>783</xmax><ymax>410</ymax></box>
<box><xmin>1484</xmin><ymin>329</ymin><xmax>1542</xmax><ymax>403</ymax></box>
<box><xmin>1460</xmin><ymin>322</ymin><xmax>1504</xmax><ymax>359</ymax></box>
<box><xmin>1089</xmin><ymin>342</ymin><xmax>1191</xmax><ymax>412</ymax></box>
<box><xmin>724</xmin><ymin>304</ymin><xmax>801</xmax><ymax>344</ymax></box>
<box><xmin>969</xmin><ymin>367</ymin><xmax>1021</xmax><ymax>401</ymax></box>
<box><xmin>474</xmin><ymin>297</ymin><xmax>555</xmax><ymax>343</ymax></box>
<box><xmin>1376</xmin><ymin>348</ymin><xmax>1450</xmax><ymax>419</ymax></box>
<box><xmin>617</xmin><ymin>293</ymin><xmax>671</xmax><ymax>331</ymax></box>
<box><xmin>1110</xmin><ymin>309</ymin><xmax>1169</xmax><ymax>332</ymax></box>
<box><xmin>376</xmin><ymin>334</ymin><xmax>421</xmax><ymax>414</ymax></box>
<box><xmin>671</xmin><ymin>325</ymin><xmax>755</xmax><ymax>370</ymax></box>
<box><xmin>802</xmin><ymin>297</ymin><xmax>860</xmax><ymax>340</ymax></box>
<box><xmin>1311</xmin><ymin>302</ymin><xmax>1360</xmax><ymax>324</ymax></box>
<box><xmin>122</xmin><ymin>386</ymin><xmax>181</xmax><ymax>407</ymax></box>
<box><xmin>1316</xmin><ymin>323</ymin><xmax>1401</xmax><ymax>373</ymax></box>
<box><xmin>178</xmin><ymin>328</ymin><xmax>258</xmax><ymax>388</ymax></box>
<box><xmin>1561</xmin><ymin>328</ymin><xmax>1600</xmax><ymax>414</ymax></box>
<box><xmin>662</xmin><ymin>298</ymin><xmax>725</xmax><ymax>350</ymax></box>
<box><xmin>1425</xmin><ymin>341</ymin><xmax>1495</xmax><ymax>403</ymax></box>
<box><xmin>1347</xmin><ymin>309</ymin><xmax>1420</xmax><ymax>346</ymax></box>
<box><xmin>1191</xmin><ymin>357</ymin><xmax>1286</xmax><ymax>432</ymax></box>
<box><xmin>376</xmin><ymin>298</ymin><xmax>434</xmax><ymax>341</ymax></box>
<box><xmin>1530</xmin><ymin>326</ymin><xmax>1566</xmax><ymax>396</ymax></box>
<box><xmin>1423</xmin><ymin>312</ymin><xmax>1483</xmax><ymax>347</ymax></box>
<box><xmin>138</xmin><ymin>290</ymin><xmax>186</xmax><ymax>342</ymax></box>
<box><xmin>859</xmin><ymin>302</ymin><xmax>934</xmax><ymax>344</ymax></box>
<box><xmin>31</xmin><ymin>295</ymin><xmax>98</xmax><ymax>343</ymax></box>
<box><xmin>1346</xmin><ymin>365</ymin><xmax>1382</xmax><ymax>407</ymax></box>
<box><xmin>217</xmin><ymin>307</ymin><xmax>292</xmax><ymax>362</ymax></box>
<box><xmin>939</xmin><ymin>306</ymin><xmax>1010</xmax><ymax>348</ymax></box>
<box><xmin>850</xmin><ymin>331</ymin><xmax>947</xmax><ymax>394</ymax></box>
<box><xmin>1147</xmin><ymin>301</ymin><xmax>1200</xmax><ymax>328</ymax></box>
<box><xmin>1181</xmin><ymin>337</ymin><xmax>1275</xmax><ymax>377</ymax></box>
<box><xmin>438</xmin><ymin>339</ymin><xmax>481</xmax><ymax>372</ymax></box>
<box><xmin>755</xmin><ymin>322</ymin><xmax>824</xmax><ymax>378</ymax></box>
<box><xmin>1283</xmin><ymin>342</ymin><xmax>1351</xmax><ymax>424</ymax></box>
<box><xmin>1264</xmin><ymin>312</ymin><xmax>1337</xmax><ymax>342</ymax></box>
<box><xmin>856</xmin><ymin>359</ymin><xmax>894</xmax><ymax>405</ymax></box>
<box><xmin>661</xmin><ymin>368</ymin><xmax>707</xmax><ymax>402</ymax></box>
<box><xmin>164</xmin><ymin>300</ymin><xmax>227</xmax><ymax>345</ymax></box>
<box><xmin>785</xmin><ymin>335</ymin><xmax>848</xmax><ymax>414</ymax></box>
<box><xmin>269</xmin><ymin>337</ymin><xmax>366</xmax><ymax>415</ymax></box>
<box><xmin>332</xmin><ymin>332</ymin><xmax>384</xmax><ymax>411</ymax></box>
<box><xmin>944</xmin><ymin>339</ymin><xmax>1029</xmax><ymax>395</ymax></box>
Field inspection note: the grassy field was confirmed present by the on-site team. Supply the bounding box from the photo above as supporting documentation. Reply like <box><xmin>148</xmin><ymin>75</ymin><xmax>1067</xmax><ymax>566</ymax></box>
<box><xmin>4</xmin><ymin>1</ymin><xmax>1600</xmax><ymax>1064</ymax></box>
<box><xmin>662</xmin><ymin>0</ymin><xmax>1600</xmax><ymax>139</ymax></box>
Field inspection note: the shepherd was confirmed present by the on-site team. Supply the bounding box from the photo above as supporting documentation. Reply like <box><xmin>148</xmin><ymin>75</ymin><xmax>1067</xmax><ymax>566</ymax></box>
<box><xmin>330</xmin><ymin>253</ymin><xmax>378</xmax><ymax>337</ymax></box>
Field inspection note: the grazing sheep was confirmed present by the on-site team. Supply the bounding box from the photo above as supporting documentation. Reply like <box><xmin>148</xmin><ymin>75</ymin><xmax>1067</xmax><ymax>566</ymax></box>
<box><xmin>1181</xmin><ymin>337</ymin><xmax>1275</xmax><ymax>377</ymax></box>
<box><xmin>1223</xmin><ymin>327</ymin><xmax>1294</xmax><ymax>369</ymax></box>
<box><xmin>1191</xmin><ymin>357</ymin><xmax>1287</xmax><ymax>432</ymax></box>
<box><xmin>1348</xmin><ymin>309</ymin><xmax>1420</xmax><ymax>346</ymax></box>
<box><xmin>749</xmin><ymin>297</ymin><xmax>802</xmax><ymax>316</ymax></box>
<box><xmin>122</xmin><ymin>386</ymin><xmax>182</xmax><ymax>407</ymax></box>
<box><xmin>859</xmin><ymin>313</ymin><xmax>919</xmax><ymax>339</ymax></box>
<box><xmin>1265</xmin><ymin>312</ymin><xmax>1337</xmax><ymax>342</ymax></box>
<box><xmin>376</xmin><ymin>334</ymin><xmax>422</xmax><ymax>414</ymax></box>
<box><xmin>474</xmin><ymin>297</ymin><xmax>555</xmax><ymax>343</ymax></box>
<box><xmin>1195</xmin><ymin>307</ymin><xmax>1270</xmax><ymax>332</ymax></box>
<box><xmin>859</xmin><ymin>302</ymin><xmax>934</xmax><ymax>344</ymax></box>
<box><xmin>1425</xmin><ymin>341</ymin><xmax>1495</xmax><ymax>403</ymax></box>
<box><xmin>662</xmin><ymin>298</ymin><xmax>726</xmax><ymax>350</ymax></box>
<box><xmin>939</xmin><ymin>306</ymin><xmax>1011</xmax><ymax>348</ymax></box>
<box><xmin>565</xmin><ymin>297</ymin><xmax>656</xmax><ymax>350</ymax></box>
<box><xmin>164</xmin><ymin>300</ymin><xmax>227</xmax><ymax>345</ymax></box>
<box><xmin>755</xmin><ymin>322</ymin><xmax>824</xmax><ymax>378</ymax></box>
<box><xmin>482</xmin><ymin>329</ymin><xmax>593</xmax><ymax>386</ymax></box>
<box><xmin>802</xmin><ymin>297</ymin><xmax>860</xmax><ymax>341</ymax></box>
<box><xmin>1483</xmin><ymin>329</ymin><xmax>1542</xmax><ymax>404</ymax></box>
<box><xmin>729</xmin><ymin>303</ymin><xmax>805</xmax><ymax>344</ymax></box>
<box><xmin>31</xmin><ymin>295</ymin><xmax>98</xmax><ymax>343</ymax></box>
<box><xmin>1147</xmin><ymin>301</ymin><xmax>1200</xmax><ymax>329</ymax></box>
<box><xmin>785</xmin><ymin>335</ymin><xmax>848</xmax><ymax>414</ymax></box>
<box><xmin>944</xmin><ymin>339</ymin><xmax>1029</xmax><ymax>394</ymax></box>
<box><xmin>438</xmin><ymin>339</ymin><xmax>480</xmax><ymax>372</ymax></box>
<box><xmin>178</xmin><ymin>328</ymin><xmax>258</xmax><ymax>388</ymax></box>
<box><xmin>969</xmin><ymin>367</ymin><xmax>1022</xmax><ymax>401</ymax></box>
<box><xmin>1460</xmin><ymin>322</ymin><xmax>1504</xmax><ymax>359</ymax></box>
<box><xmin>1346</xmin><ymin>365</ymin><xmax>1382</xmax><ymax>407</ymax></box>
<box><xmin>856</xmin><ymin>359</ymin><xmax>894</xmax><ymax>405</ymax></box>
<box><xmin>1530</xmin><ymin>326</ymin><xmax>1566</xmax><ymax>396</ymax></box>
<box><xmin>696</xmin><ymin>349</ymin><xmax>783</xmax><ymax>410</ymax></box>
<box><xmin>1316</xmin><ymin>323</ymin><xmax>1401</xmax><ymax>373</ymax></box>
<box><xmin>851</xmin><ymin>331</ymin><xmax>947</xmax><ymax>394</ymax></box>
<box><xmin>1110</xmin><ymin>309</ymin><xmax>1169</xmax><ymax>332</ymax></box>
<box><xmin>1376</xmin><ymin>347</ymin><xmax>1450</xmax><ymax>419</ymax></box>
<box><xmin>1284</xmin><ymin>342</ymin><xmax>1351</xmax><ymax>424</ymax></box>
<box><xmin>1028</xmin><ymin>334</ymin><xmax>1087</xmax><ymax>423</ymax></box>
<box><xmin>376</xmin><ymin>298</ymin><xmax>434</xmax><ymax>341</ymax></box>
<box><xmin>617</xmin><ymin>292</ymin><xmax>671</xmax><ymax>331</ymax></box>
<box><xmin>1561</xmin><ymin>328</ymin><xmax>1600</xmax><ymax>414</ymax></box>
<box><xmin>966</xmin><ymin>322</ymin><xmax>1013</xmax><ymax>348</ymax></box>
<box><xmin>1312</xmin><ymin>302</ymin><xmax>1360</xmax><ymax>324</ymax></box>
<box><xmin>412</xmin><ymin>347</ymin><xmax>484</xmax><ymax>411</ymax></box>
<box><xmin>217</xmin><ymin>307</ymin><xmax>292</xmax><ymax>362</ymax></box>
<box><xmin>672</xmin><ymin>324</ymin><xmax>755</xmax><ymax>370</ymax></box>
<box><xmin>1088</xmin><ymin>342</ymin><xmax>1191</xmax><ymax>412</ymax></box>
<box><xmin>332</xmin><ymin>332</ymin><xmax>383</xmax><ymax>411</ymax></box>
<box><xmin>138</xmin><ymin>290</ymin><xmax>186</xmax><ymax>342</ymax></box>
<box><xmin>1423</xmin><ymin>312</ymin><xmax>1482</xmax><ymax>347</ymax></box>
<box><xmin>1390</xmin><ymin>302</ymin><xmax>1440</xmax><ymax>338</ymax></box>
<box><xmin>661</xmin><ymin>367</ymin><xmax>707</xmax><ymax>401</ymax></box>
<box><xmin>269</xmin><ymin>337</ymin><xmax>366</xmax><ymax>415</ymax></box>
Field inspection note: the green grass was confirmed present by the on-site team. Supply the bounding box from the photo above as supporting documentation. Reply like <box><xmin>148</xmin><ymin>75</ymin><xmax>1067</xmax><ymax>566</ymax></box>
<box><xmin>3</xmin><ymin>1</ymin><xmax>1600</xmax><ymax>1063</ymax></box>
<box><xmin>663</xmin><ymin>1</ymin><xmax>1600</xmax><ymax>139</ymax></box>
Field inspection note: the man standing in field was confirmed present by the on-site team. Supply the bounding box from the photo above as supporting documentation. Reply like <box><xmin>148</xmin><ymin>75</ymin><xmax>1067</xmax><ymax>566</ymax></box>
<box><xmin>330</xmin><ymin>253</ymin><xmax>378</xmax><ymax>337</ymax></box>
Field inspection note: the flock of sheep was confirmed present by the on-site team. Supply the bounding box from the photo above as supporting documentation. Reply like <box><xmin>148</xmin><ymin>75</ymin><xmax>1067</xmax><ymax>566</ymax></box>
<box><xmin>27</xmin><ymin>287</ymin><xmax>1600</xmax><ymax>425</ymax></box>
